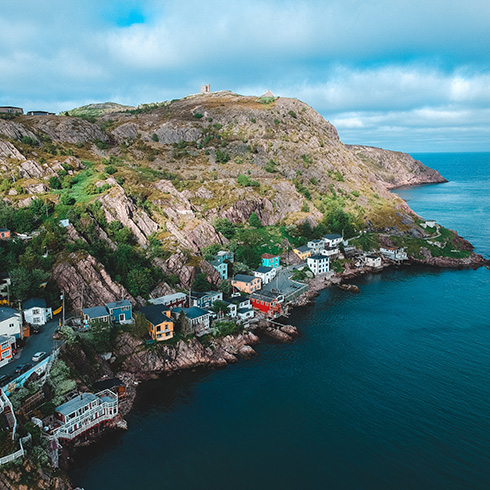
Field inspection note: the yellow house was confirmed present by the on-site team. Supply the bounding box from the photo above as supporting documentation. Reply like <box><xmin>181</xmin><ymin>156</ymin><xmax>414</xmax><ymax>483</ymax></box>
<box><xmin>140</xmin><ymin>305</ymin><xmax>174</xmax><ymax>341</ymax></box>
<box><xmin>231</xmin><ymin>274</ymin><xmax>262</xmax><ymax>294</ymax></box>
<box><xmin>293</xmin><ymin>245</ymin><xmax>312</xmax><ymax>261</ymax></box>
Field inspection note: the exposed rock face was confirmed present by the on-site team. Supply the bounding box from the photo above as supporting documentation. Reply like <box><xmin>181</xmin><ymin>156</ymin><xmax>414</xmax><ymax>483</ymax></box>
<box><xmin>97</xmin><ymin>185</ymin><xmax>158</xmax><ymax>246</ymax></box>
<box><xmin>110</xmin><ymin>122</ymin><xmax>139</xmax><ymax>144</ymax></box>
<box><xmin>52</xmin><ymin>252</ymin><xmax>136</xmax><ymax>310</ymax></box>
<box><xmin>0</xmin><ymin>119</ymin><xmax>39</xmax><ymax>143</ymax></box>
<box><xmin>151</xmin><ymin>122</ymin><xmax>202</xmax><ymax>145</ymax></box>
<box><xmin>18</xmin><ymin>160</ymin><xmax>55</xmax><ymax>179</ymax></box>
<box><xmin>25</xmin><ymin>183</ymin><xmax>48</xmax><ymax>194</ymax></box>
<box><xmin>116</xmin><ymin>331</ymin><xmax>260</xmax><ymax>376</ymax></box>
<box><xmin>0</xmin><ymin>140</ymin><xmax>25</xmax><ymax>161</ymax></box>
<box><xmin>26</xmin><ymin>116</ymin><xmax>109</xmax><ymax>144</ymax></box>
<box><xmin>154</xmin><ymin>252</ymin><xmax>198</xmax><ymax>289</ymax></box>
<box><xmin>347</xmin><ymin>145</ymin><xmax>447</xmax><ymax>189</ymax></box>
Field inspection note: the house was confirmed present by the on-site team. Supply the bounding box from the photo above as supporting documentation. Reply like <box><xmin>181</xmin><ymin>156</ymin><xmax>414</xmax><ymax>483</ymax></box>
<box><xmin>0</xmin><ymin>307</ymin><xmax>22</xmax><ymax>339</ymax></box>
<box><xmin>365</xmin><ymin>254</ymin><xmax>382</xmax><ymax>268</ymax></box>
<box><xmin>59</xmin><ymin>219</ymin><xmax>70</xmax><ymax>227</ymax></box>
<box><xmin>307</xmin><ymin>255</ymin><xmax>330</xmax><ymax>275</ymax></box>
<box><xmin>0</xmin><ymin>107</ymin><xmax>23</xmax><ymax>115</ymax></box>
<box><xmin>250</xmin><ymin>291</ymin><xmax>284</xmax><ymax>317</ymax></box>
<box><xmin>261</xmin><ymin>253</ymin><xmax>280</xmax><ymax>268</ymax></box>
<box><xmin>210</xmin><ymin>259</ymin><xmax>228</xmax><ymax>280</ymax></box>
<box><xmin>222</xmin><ymin>301</ymin><xmax>237</xmax><ymax>318</ymax></box>
<box><xmin>149</xmin><ymin>292</ymin><xmax>187</xmax><ymax>309</ymax></box>
<box><xmin>307</xmin><ymin>239</ymin><xmax>325</xmax><ymax>254</ymax></box>
<box><xmin>0</xmin><ymin>272</ymin><xmax>10</xmax><ymax>303</ymax></box>
<box><xmin>293</xmin><ymin>246</ymin><xmax>312</xmax><ymax>261</ymax></box>
<box><xmin>421</xmin><ymin>220</ymin><xmax>436</xmax><ymax>229</ymax></box>
<box><xmin>323</xmin><ymin>234</ymin><xmax>343</xmax><ymax>248</ymax></box>
<box><xmin>200</xmin><ymin>84</ymin><xmax>211</xmax><ymax>94</ymax></box>
<box><xmin>215</xmin><ymin>251</ymin><xmax>234</xmax><ymax>263</ymax></box>
<box><xmin>172</xmin><ymin>307</ymin><xmax>212</xmax><ymax>337</ymax></box>
<box><xmin>253</xmin><ymin>266</ymin><xmax>276</xmax><ymax>285</ymax></box>
<box><xmin>190</xmin><ymin>291</ymin><xmax>223</xmax><ymax>309</ymax></box>
<box><xmin>0</xmin><ymin>336</ymin><xmax>13</xmax><ymax>368</ymax></box>
<box><xmin>380</xmin><ymin>247</ymin><xmax>408</xmax><ymax>261</ymax></box>
<box><xmin>0</xmin><ymin>229</ymin><xmax>11</xmax><ymax>240</ymax></box>
<box><xmin>237</xmin><ymin>307</ymin><xmax>255</xmax><ymax>322</ymax></box>
<box><xmin>231</xmin><ymin>274</ymin><xmax>261</xmax><ymax>294</ymax></box>
<box><xmin>139</xmin><ymin>305</ymin><xmax>174</xmax><ymax>341</ymax></box>
<box><xmin>82</xmin><ymin>306</ymin><xmax>110</xmax><ymax>326</ymax></box>
<box><xmin>26</xmin><ymin>111</ymin><xmax>55</xmax><ymax>116</ymax></box>
<box><xmin>22</xmin><ymin>298</ymin><xmax>52</xmax><ymax>326</ymax></box>
<box><xmin>53</xmin><ymin>390</ymin><xmax>119</xmax><ymax>440</ymax></box>
<box><xmin>105</xmin><ymin>300</ymin><xmax>132</xmax><ymax>324</ymax></box>
<box><xmin>93</xmin><ymin>378</ymin><xmax>127</xmax><ymax>399</ymax></box>
<box><xmin>224</xmin><ymin>295</ymin><xmax>252</xmax><ymax>310</ymax></box>
<box><xmin>321</xmin><ymin>246</ymin><xmax>340</xmax><ymax>258</ymax></box>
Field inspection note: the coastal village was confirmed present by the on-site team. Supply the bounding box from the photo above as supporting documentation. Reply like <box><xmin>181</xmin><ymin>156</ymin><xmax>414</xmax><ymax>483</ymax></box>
<box><xmin>0</xmin><ymin>220</ymin><xmax>415</xmax><ymax>471</ymax></box>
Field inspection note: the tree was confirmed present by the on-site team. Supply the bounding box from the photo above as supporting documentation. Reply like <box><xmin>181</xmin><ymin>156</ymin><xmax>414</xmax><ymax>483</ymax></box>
<box><xmin>218</xmin><ymin>279</ymin><xmax>232</xmax><ymax>295</ymax></box>
<box><xmin>49</xmin><ymin>176</ymin><xmax>62</xmax><ymax>189</ymax></box>
<box><xmin>133</xmin><ymin>312</ymin><xmax>149</xmax><ymax>339</ymax></box>
<box><xmin>211</xmin><ymin>300</ymin><xmax>230</xmax><ymax>319</ymax></box>
<box><xmin>10</xmin><ymin>267</ymin><xmax>50</xmax><ymax>301</ymax></box>
<box><xmin>249</xmin><ymin>212</ymin><xmax>262</xmax><ymax>228</ymax></box>
<box><xmin>176</xmin><ymin>310</ymin><xmax>193</xmax><ymax>336</ymax></box>
<box><xmin>127</xmin><ymin>268</ymin><xmax>153</xmax><ymax>297</ymax></box>
<box><xmin>192</xmin><ymin>273</ymin><xmax>211</xmax><ymax>292</ymax></box>
<box><xmin>213</xmin><ymin>218</ymin><xmax>236</xmax><ymax>239</ymax></box>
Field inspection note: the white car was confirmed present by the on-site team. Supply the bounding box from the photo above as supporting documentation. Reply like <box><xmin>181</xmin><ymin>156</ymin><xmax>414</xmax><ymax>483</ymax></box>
<box><xmin>32</xmin><ymin>351</ymin><xmax>46</xmax><ymax>362</ymax></box>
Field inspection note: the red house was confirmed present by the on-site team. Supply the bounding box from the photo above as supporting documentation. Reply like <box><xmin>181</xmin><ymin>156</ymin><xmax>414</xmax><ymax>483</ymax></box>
<box><xmin>0</xmin><ymin>229</ymin><xmax>10</xmax><ymax>240</ymax></box>
<box><xmin>250</xmin><ymin>291</ymin><xmax>284</xmax><ymax>317</ymax></box>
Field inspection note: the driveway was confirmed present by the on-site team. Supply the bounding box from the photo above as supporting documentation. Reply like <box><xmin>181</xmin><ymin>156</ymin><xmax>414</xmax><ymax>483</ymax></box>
<box><xmin>0</xmin><ymin>314</ymin><xmax>63</xmax><ymax>378</ymax></box>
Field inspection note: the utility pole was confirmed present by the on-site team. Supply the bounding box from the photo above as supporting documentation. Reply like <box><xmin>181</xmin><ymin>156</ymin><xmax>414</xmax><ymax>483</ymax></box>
<box><xmin>60</xmin><ymin>292</ymin><xmax>65</xmax><ymax>327</ymax></box>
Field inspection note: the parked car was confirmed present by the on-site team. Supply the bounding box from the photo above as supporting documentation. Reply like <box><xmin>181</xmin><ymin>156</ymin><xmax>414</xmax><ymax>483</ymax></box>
<box><xmin>31</xmin><ymin>325</ymin><xmax>41</xmax><ymax>334</ymax></box>
<box><xmin>32</xmin><ymin>351</ymin><xmax>47</xmax><ymax>362</ymax></box>
<box><xmin>14</xmin><ymin>363</ymin><xmax>32</xmax><ymax>374</ymax></box>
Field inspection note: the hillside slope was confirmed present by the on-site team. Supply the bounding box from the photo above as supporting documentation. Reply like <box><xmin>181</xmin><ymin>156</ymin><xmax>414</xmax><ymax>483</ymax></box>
<box><xmin>0</xmin><ymin>92</ymin><xmax>450</xmax><ymax>307</ymax></box>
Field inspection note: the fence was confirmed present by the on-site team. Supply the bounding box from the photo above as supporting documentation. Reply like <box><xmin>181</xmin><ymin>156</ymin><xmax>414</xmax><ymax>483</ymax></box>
<box><xmin>0</xmin><ymin>439</ymin><xmax>24</xmax><ymax>466</ymax></box>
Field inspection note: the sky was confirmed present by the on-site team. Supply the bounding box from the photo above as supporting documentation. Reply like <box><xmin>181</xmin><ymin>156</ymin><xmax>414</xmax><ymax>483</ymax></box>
<box><xmin>1</xmin><ymin>0</ymin><xmax>490</xmax><ymax>152</ymax></box>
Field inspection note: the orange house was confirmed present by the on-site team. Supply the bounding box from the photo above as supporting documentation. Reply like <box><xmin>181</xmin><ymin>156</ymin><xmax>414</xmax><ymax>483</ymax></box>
<box><xmin>231</xmin><ymin>274</ymin><xmax>262</xmax><ymax>294</ymax></box>
<box><xmin>139</xmin><ymin>305</ymin><xmax>174</xmax><ymax>341</ymax></box>
<box><xmin>0</xmin><ymin>335</ymin><xmax>12</xmax><ymax>368</ymax></box>
<box><xmin>0</xmin><ymin>229</ymin><xmax>10</xmax><ymax>240</ymax></box>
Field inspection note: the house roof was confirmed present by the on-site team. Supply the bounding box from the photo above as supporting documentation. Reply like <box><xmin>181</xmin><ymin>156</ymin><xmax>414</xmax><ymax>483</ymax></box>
<box><xmin>223</xmin><ymin>295</ymin><xmax>249</xmax><ymax>305</ymax></box>
<box><xmin>309</xmin><ymin>254</ymin><xmax>328</xmax><ymax>261</ymax></box>
<box><xmin>139</xmin><ymin>305</ymin><xmax>172</xmax><ymax>326</ymax></box>
<box><xmin>0</xmin><ymin>335</ymin><xmax>10</xmax><ymax>344</ymax></box>
<box><xmin>233</xmin><ymin>274</ymin><xmax>256</xmax><ymax>283</ymax></box>
<box><xmin>251</xmin><ymin>290</ymin><xmax>283</xmax><ymax>302</ymax></box>
<box><xmin>295</xmin><ymin>245</ymin><xmax>311</xmax><ymax>253</ymax></box>
<box><xmin>172</xmin><ymin>306</ymin><xmax>209</xmax><ymax>319</ymax></box>
<box><xmin>0</xmin><ymin>307</ymin><xmax>20</xmax><ymax>322</ymax></box>
<box><xmin>255</xmin><ymin>266</ymin><xmax>273</xmax><ymax>274</ymax></box>
<box><xmin>261</xmin><ymin>253</ymin><xmax>279</xmax><ymax>259</ymax></box>
<box><xmin>324</xmin><ymin>234</ymin><xmax>342</xmax><ymax>240</ymax></box>
<box><xmin>0</xmin><ymin>228</ymin><xmax>9</xmax><ymax>232</ymax></box>
<box><xmin>105</xmin><ymin>299</ymin><xmax>131</xmax><ymax>310</ymax></box>
<box><xmin>82</xmin><ymin>306</ymin><xmax>108</xmax><ymax>319</ymax></box>
<box><xmin>56</xmin><ymin>393</ymin><xmax>98</xmax><ymax>416</ymax></box>
<box><xmin>22</xmin><ymin>297</ymin><xmax>46</xmax><ymax>310</ymax></box>
<box><xmin>238</xmin><ymin>307</ymin><xmax>253</xmax><ymax>314</ymax></box>
<box><xmin>149</xmin><ymin>292</ymin><xmax>187</xmax><ymax>305</ymax></box>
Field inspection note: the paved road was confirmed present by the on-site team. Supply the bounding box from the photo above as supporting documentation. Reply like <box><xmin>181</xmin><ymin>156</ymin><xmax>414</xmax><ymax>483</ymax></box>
<box><xmin>0</xmin><ymin>314</ymin><xmax>62</xmax><ymax>378</ymax></box>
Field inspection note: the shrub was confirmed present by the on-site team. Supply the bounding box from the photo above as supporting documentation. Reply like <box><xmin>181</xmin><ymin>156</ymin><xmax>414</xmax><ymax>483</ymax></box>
<box><xmin>215</xmin><ymin>149</ymin><xmax>230</xmax><ymax>164</ymax></box>
<box><xmin>49</xmin><ymin>176</ymin><xmax>62</xmax><ymax>189</ymax></box>
<box><xmin>193</xmin><ymin>113</ymin><xmax>203</xmax><ymax>119</ymax></box>
<box><xmin>274</xmin><ymin>118</ymin><xmax>280</xmax><ymax>126</ymax></box>
<box><xmin>265</xmin><ymin>159</ymin><xmax>278</xmax><ymax>173</ymax></box>
<box><xmin>288</xmin><ymin>110</ymin><xmax>297</xmax><ymax>118</ymax></box>
<box><xmin>105</xmin><ymin>165</ymin><xmax>117</xmax><ymax>175</ymax></box>
<box><xmin>20</xmin><ymin>136</ymin><xmax>38</xmax><ymax>146</ymax></box>
<box><xmin>152</xmin><ymin>133</ymin><xmax>159</xmax><ymax>142</ymax></box>
<box><xmin>96</xmin><ymin>140</ymin><xmax>109</xmax><ymax>150</ymax></box>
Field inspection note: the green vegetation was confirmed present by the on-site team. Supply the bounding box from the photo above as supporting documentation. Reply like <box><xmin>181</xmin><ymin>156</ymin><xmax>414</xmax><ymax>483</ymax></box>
<box><xmin>288</xmin><ymin>110</ymin><xmax>297</xmax><ymax>118</ymax></box>
<box><xmin>237</xmin><ymin>174</ymin><xmax>260</xmax><ymax>187</ymax></box>
<box><xmin>213</xmin><ymin>320</ymin><xmax>242</xmax><ymax>337</ymax></box>
<box><xmin>193</xmin><ymin>113</ymin><xmax>203</xmax><ymax>119</ymax></box>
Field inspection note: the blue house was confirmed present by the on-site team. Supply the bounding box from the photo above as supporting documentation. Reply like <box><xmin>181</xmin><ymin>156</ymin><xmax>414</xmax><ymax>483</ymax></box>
<box><xmin>82</xmin><ymin>306</ymin><xmax>110</xmax><ymax>327</ymax></box>
<box><xmin>105</xmin><ymin>300</ymin><xmax>132</xmax><ymax>324</ymax></box>
<box><xmin>261</xmin><ymin>253</ymin><xmax>280</xmax><ymax>268</ymax></box>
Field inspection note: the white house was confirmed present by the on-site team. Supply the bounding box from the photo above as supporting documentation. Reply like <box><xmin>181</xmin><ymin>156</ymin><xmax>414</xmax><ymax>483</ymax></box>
<box><xmin>172</xmin><ymin>307</ymin><xmax>212</xmax><ymax>336</ymax></box>
<box><xmin>323</xmin><ymin>234</ymin><xmax>343</xmax><ymax>248</ymax></box>
<box><xmin>421</xmin><ymin>220</ymin><xmax>436</xmax><ymax>229</ymax></box>
<box><xmin>0</xmin><ymin>307</ymin><xmax>22</xmax><ymax>339</ymax></box>
<box><xmin>222</xmin><ymin>301</ymin><xmax>238</xmax><ymax>318</ymax></box>
<box><xmin>253</xmin><ymin>266</ymin><xmax>276</xmax><ymax>285</ymax></box>
<box><xmin>365</xmin><ymin>254</ymin><xmax>382</xmax><ymax>268</ymax></box>
<box><xmin>307</xmin><ymin>255</ymin><xmax>330</xmax><ymax>275</ymax></box>
<box><xmin>237</xmin><ymin>307</ymin><xmax>255</xmax><ymax>322</ymax></box>
<box><xmin>307</xmin><ymin>239</ymin><xmax>325</xmax><ymax>254</ymax></box>
<box><xmin>22</xmin><ymin>298</ymin><xmax>52</xmax><ymax>326</ymax></box>
<box><xmin>54</xmin><ymin>390</ymin><xmax>119</xmax><ymax>440</ymax></box>
<box><xmin>380</xmin><ymin>247</ymin><xmax>408</xmax><ymax>261</ymax></box>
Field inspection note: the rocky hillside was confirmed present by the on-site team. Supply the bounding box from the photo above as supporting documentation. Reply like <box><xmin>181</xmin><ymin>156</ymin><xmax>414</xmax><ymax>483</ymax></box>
<box><xmin>0</xmin><ymin>91</ymin><xmax>449</xmax><ymax>308</ymax></box>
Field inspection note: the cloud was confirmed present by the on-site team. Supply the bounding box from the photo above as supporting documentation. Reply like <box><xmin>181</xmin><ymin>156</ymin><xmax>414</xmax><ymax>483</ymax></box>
<box><xmin>1</xmin><ymin>0</ymin><xmax>490</xmax><ymax>150</ymax></box>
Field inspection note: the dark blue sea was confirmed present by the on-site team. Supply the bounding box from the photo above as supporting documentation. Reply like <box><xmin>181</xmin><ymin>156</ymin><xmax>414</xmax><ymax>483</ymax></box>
<box><xmin>71</xmin><ymin>153</ymin><xmax>490</xmax><ymax>490</ymax></box>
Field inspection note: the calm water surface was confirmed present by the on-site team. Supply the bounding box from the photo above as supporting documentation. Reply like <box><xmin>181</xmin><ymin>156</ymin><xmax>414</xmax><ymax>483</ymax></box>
<box><xmin>72</xmin><ymin>153</ymin><xmax>490</xmax><ymax>490</ymax></box>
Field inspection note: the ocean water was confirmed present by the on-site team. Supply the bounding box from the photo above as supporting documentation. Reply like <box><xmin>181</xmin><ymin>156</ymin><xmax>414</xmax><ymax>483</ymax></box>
<box><xmin>71</xmin><ymin>153</ymin><xmax>490</xmax><ymax>490</ymax></box>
